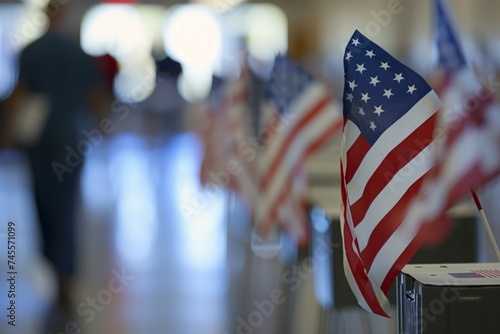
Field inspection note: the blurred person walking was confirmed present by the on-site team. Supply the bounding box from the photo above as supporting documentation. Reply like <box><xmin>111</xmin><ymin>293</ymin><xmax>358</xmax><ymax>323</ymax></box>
<box><xmin>3</xmin><ymin>0</ymin><xmax>106</xmax><ymax>330</ymax></box>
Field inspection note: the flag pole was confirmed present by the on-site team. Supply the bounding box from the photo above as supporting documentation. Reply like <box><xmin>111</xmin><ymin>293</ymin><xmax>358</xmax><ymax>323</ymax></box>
<box><xmin>471</xmin><ymin>190</ymin><xmax>500</xmax><ymax>262</ymax></box>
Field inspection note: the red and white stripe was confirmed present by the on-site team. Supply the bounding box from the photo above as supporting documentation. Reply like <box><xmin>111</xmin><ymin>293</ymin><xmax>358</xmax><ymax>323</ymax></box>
<box><xmin>341</xmin><ymin>91</ymin><xmax>442</xmax><ymax>317</ymax></box>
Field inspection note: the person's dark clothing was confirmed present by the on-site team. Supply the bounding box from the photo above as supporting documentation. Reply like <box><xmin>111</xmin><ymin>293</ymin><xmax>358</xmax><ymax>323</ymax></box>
<box><xmin>18</xmin><ymin>32</ymin><xmax>96</xmax><ymax>278</ymax></box>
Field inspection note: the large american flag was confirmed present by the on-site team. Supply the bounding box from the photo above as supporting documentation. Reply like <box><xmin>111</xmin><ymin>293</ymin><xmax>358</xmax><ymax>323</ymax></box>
<box><xmin>256</xmin><ymin>55</ymin><xmax>342</xmax><ymax>243</ymax></box>
<box><xmin>341</xmin><ymin>30</ymin><xmax>442</xmax><ymax>316</ymax></box>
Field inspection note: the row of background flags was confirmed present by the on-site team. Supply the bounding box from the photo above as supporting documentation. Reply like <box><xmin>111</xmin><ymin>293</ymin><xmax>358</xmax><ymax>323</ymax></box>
<box><xmin>195</xmin><ymin>56</ymin><xmax>343</xmax><ymax>244</ymax></box>
<box><xmin>194</xmin><ymin>0</ymin><xmax>500</xmax><ymax>317</ymax></box>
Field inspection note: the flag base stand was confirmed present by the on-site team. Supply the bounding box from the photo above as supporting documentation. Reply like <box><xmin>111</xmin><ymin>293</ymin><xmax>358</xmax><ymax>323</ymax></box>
<box><xmin>397</xmin><ymin>263</ymin><xmax>500</xmax><ymax>334</ymax></box>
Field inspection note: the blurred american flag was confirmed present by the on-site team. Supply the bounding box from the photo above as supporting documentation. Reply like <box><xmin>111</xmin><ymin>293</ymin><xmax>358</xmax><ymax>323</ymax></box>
<box><xmin>196</xmin><ymin>70</ymin><xmax>258</xmax><ymax>206</ymax></box>
<box><xmin>256</xmin><ymin>55</ymin><xmax>342</xmax><ymax>243</ymax></box>
<box><xmin>397</xmin><ymin>0</ymin><xmax>500</xmax><ymax>266</ymax></box>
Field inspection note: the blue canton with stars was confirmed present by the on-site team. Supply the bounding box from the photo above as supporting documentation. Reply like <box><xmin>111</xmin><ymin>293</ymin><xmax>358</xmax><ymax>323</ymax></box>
<box><xmin>266</xmin><ymin>55</ymin><xmax>314</xmax><ymax>115</ymax></box>
<box><xmin>435</xmin><ymin>0</ymin><xmax>466</xmax><ymax>74</ymax></box>
<box><xmin>343</xmin><ymin>30</ymin><xmax>432</xmax><ymax>145</ymax></box>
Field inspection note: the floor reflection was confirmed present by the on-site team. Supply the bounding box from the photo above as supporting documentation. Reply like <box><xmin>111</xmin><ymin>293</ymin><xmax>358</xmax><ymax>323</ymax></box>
<box><xmin>0</xmin><ymin>132</ymin><xmax>228</xmax><ymax>334</ymax></box>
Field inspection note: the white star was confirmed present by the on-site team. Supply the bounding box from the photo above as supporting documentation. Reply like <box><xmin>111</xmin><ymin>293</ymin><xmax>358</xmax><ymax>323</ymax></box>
<box><xmin>351</xmin><ymin>38</ymin><xmax>361</xmax><ymax>47</ymax></box>
<box><xmin>356</xmin><ymin>63</ymin><xmax>367</xmax><ymax>74</ymax></box>
<box><xmin>361</xmin><ymin>93</ymin><xmax>371</xmax><ymax>103</ymax></box>
<box><xmin>383</xmin><ymin>89</ymin><xmax>394</xmax><ymax>99</ymax></box>
<box><xmin>348</xmin><ymin>80</ymin><xmax>357</xmax><ymax>91</ymax></box>
<box><xmin>345</xmin><ymin>51</ymin><xmax>353</xmax><ymax>61</ymax></box>
<box><xmin>366</xmin><ymin>50</ymin><xmax>376</xmax><ymax>58</ymax></box>
<box><xmin>380</xmin><ymin>62</ymin><xmax>391</xmax><ymax>70</ymax></box>
<box><xmin>358</xmin><ymin>107</ymin><xmax>366</xmax><ymax>116</ymax></box>
<box><xmin>374</xmin><ymin>105</ymin><xmax>385</xmax><ymax>116</ymax></box>
<box><xmin>369</xmin><ymin>76</ymin><xmax>380</xmax><ymax>87</ymax></box>
<box><xmin>370</xmin><ymin>121</ymin><xmax>377</xmax><ymax>131</ymax></box>
<box><xmin>394</xmin><ymin>73</ymin><xmax>405</xmax><ymax>83</ymax></box>
<box><xmin>407</xmin><ymin>85</ymin><xmax>417</xmax><ymax>94</ymax></box>
<box><xmin>346</xmin><ymin>93</ymin><xmax>354</xmax><ymax>102</ymax></box>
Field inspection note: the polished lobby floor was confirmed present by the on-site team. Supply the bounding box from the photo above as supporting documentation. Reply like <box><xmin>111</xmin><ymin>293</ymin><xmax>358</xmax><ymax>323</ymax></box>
<box><xmin>0</xmin><ymin>115</ymin><xmax>429</xmax><ymax>333</ymax></box>
<box><xmin>0</xmin><ymin>132</ymin><xmax>230</xmax><ymax>334</ymax></box>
